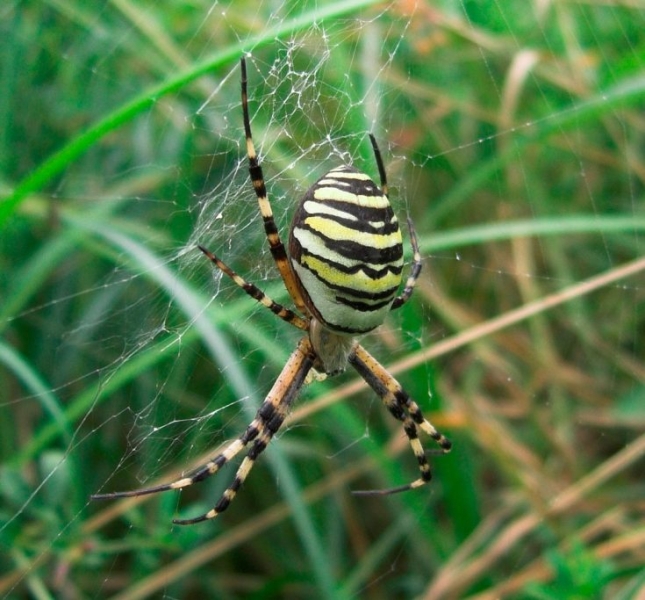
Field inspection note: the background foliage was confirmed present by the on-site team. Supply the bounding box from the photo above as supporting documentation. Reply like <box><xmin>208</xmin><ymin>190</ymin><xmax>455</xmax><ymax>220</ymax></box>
<box><xmin>1</xmin><ymin>1</ymin><xmax>644</xmax><ymax>598</ymax></box>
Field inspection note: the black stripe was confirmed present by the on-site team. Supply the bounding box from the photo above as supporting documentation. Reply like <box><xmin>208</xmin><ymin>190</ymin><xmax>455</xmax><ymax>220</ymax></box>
<box><xmin>299</xmin><ymin>245</ymin><xmax>403</xmax><ymax>279</ymax></box>
<box><xmin>306</xmin><ymin>198</ymin><xmax>393</xmax><ymax>218</ymax></box>
<box><xmin>190</xmin><ymin>455</ymin><xmax>227</xmax><ymax>484</ymax></box>
<box><xmin>325</xmin><ymin>321</ymin><xmax>372</xmax><ymax>334</ymax></box>
<box><xmin>335</xmin><ymin>295</ymin><xmax>394</xmax><ymax>312</ymax></box>
<box><xmin>269</xmin><ymin>241</ymin><xmax>289</xmax><ymax>263</ymax></box>
<box><xmin>297</xmin><ymin>224</ymin><xmax>403</xmax><ymax>265</ymax></box>
<box><xmin>299</xmin><ymin>260</ymin><xmax>398</xmax><ymax>302</ymax></box>
<box><xmin>404</xmin><ymin>422</ymin><xmax>418</xmax><ymax>439</ymax></box>
<box><xmin>304</xmin><ymin>206</ymin><xmax>400</xmax><ymax>236</ymax></box>
<box><xmin>261</xmin><ymin>214</ymin><xmax>280</xmax><ymax>236</ymax></box>
<box><xmin>249</xmin><ymin>164</ymin><xmax>264</xmax><ymax>185</ymax></box>
<box><xmin>215</xmin><ymin>494</ymin><xmax>232</xmax><ymax>512</ymax></box>
<box><xmin>314</xmin><ymin>179</ymin><xmax>382</xmax><ymax>198</ymax></box>
<box><xmin>335</xmin><ymin>284</ymin><xmax>398</xmax><ymax>301</ymax></box>
<box><xmin>229</xmin><ymin>476</ymin><xmax>244</xmax><ymax>493</ymax></box>
<box><xmin>248</xmin><ymin>439</ymin><xmax>267</xmax><ymax>459</ymax></box>
<box><xmin>240</xmin><ymin>424</ymin><xmax>261</xmax><ymax>444</ymax></box>
<box><xmin>315</xmin><ymin>167</ymin><xmax>383</xmax><ymax>193</ymax></box>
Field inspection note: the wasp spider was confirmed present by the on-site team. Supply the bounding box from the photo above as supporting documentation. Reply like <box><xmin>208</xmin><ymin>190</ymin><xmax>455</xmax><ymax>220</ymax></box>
<box><xmin>92</xmin><ymin>57</ymin><xmax>452</xmax><ymax>525</ymax></box>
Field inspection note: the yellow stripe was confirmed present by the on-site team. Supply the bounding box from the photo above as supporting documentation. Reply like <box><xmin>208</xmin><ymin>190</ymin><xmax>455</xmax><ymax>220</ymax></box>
<box><xmin>304</xmin><ymin>215</ymin><xmax>401</xmax><ymax>249</ymax></box>
<box><xmin>303</xmin><ymin>200</ymin><xmax>358</xmax><ymax>221</ymax></box>
<box><xmin>316</xmin><ymin>178</ymin><xmax>353</xmax><ymax>187</ymax></box>
<box><xmin>313</xmin><ymin>187</ymin><xmax>390</xmax><ymax>208</ymax></box>
<box><xmin>301</xmin><ymin>254</ymin><xmax>401</xmax><ymax>295</ymax></box>
<box><xmin>325</xmin><ymin>169</ymin><xmax>371</xmax><ymax>180</ymax></box>
<box><xmin>304</xmin><ymin>200</ymin><xmax>396</xmax><ymax>230</ymax></box>
<box><xmin>293</xmin><ymin>228</ymin><xmax>399</xmax><ymax>272</ymax></box>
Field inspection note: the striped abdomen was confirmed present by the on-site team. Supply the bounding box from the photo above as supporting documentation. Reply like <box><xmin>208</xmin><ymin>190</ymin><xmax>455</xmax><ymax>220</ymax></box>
<box><xmin>289</xmin><ymin>165</ymin><xmax>403</xmax><ymax>335</ymax></box>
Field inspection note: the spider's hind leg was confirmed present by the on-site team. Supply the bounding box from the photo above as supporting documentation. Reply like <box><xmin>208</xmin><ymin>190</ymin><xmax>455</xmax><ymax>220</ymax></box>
<box><xmin>91</xmin><ymin>424</ymin><xmax>258</xmax><ymax>502</ymax></box>
<box><xmin>92</xmin><ymin>338</ymin><xmax>315</xmax><ymax>523</ymax></box>
<box><xmin>173</xmin><ymin>337</ymin><xmax>316</xmax><ymax>524</ymax></box>
<box><xmin>348</xmin><ymin>344</ymin><xmax>451</xmax><ymax>496</ymax></box>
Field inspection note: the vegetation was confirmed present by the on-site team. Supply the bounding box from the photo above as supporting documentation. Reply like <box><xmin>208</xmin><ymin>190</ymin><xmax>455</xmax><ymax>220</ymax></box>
<box><xmin>1</xmin><ymin>1</ymin><xmax>644</xmax><ymax>598</ymax></box>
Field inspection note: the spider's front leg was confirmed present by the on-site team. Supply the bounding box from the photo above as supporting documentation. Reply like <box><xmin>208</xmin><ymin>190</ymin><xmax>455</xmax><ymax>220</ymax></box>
<box><xmin>348</xmin><ymin>344</ymin><xmax>451</xmax><ymax>496</ymax></box>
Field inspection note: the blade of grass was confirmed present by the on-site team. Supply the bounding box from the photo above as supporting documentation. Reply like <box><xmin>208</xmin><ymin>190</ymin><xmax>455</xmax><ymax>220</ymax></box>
<box><xmin>430</xmin><ymin>74</ymin><xmax>645</xmax><ymax>224</ymax></box>
<box><xmin>0</xmin><ymin>0</ymin><xmax>381</xmax><ymax>227</ymax></box>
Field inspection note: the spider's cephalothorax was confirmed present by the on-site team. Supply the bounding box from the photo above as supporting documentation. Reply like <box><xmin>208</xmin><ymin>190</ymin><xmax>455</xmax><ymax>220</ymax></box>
<box><xmin>92</xmin><ymin>57</ymin><xmax>451</xmax><ymax>525</ymax></box>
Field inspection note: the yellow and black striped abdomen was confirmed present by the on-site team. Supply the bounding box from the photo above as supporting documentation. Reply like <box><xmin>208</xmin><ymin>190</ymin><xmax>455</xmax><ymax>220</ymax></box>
<box><xmin>289</xmin><ymin>165</ymin><xmax>403</xmax><ymax>334</ymax></box>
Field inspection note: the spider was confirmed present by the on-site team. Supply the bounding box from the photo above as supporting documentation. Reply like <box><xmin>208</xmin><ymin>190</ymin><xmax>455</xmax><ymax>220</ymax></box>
<box><xmin>92</xmin><ymin>57</ymin><xmax>452</xmax><ymax>525</ymax></box>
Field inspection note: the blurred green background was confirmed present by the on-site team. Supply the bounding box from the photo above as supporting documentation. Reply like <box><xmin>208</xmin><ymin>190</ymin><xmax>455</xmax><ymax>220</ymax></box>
<box><xmin>1</xmin><ymin>1</ymin><xmax>644</xmax><ymax>598</ymax></box>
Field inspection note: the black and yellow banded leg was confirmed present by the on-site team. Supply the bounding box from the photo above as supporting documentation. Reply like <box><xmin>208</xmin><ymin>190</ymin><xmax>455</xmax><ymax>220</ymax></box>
<box><xmin>92</xmin><ymin>55</ymin><xmax>447</xmax><ymax>527</ymax></box>
<box><xmin>368</xmin><ymin>133</ymin><xmax>389</xmax><ymax>197</ymax></box>
<box><xmin>390</xmin><ymin>217</ymin><xmax>422</xmax><ymax>311</ymax></box>
<box><xmin>240</xmin><ymin>57</ymin><xmax>307</xmax><ymax>314</ymax></box>
<box><xmin>198</xmin><ymin>245</ymin><xmax>308</xmax><ymax>331</ymax></box>
<box><xmin>348</xmin><ymin>344</ymin><xmax>451</xmax><ymax>495</ymax></box>
<box><xmin>90</xmin><ymin>422</ymin><xmax>258</xmax><ymax>501</ymax></box>
<box><xmin>173</xmin><ymin>336</ymin><xmax>316</xmax><ymax>524</ymax></box>
<box><xmin>92</xmin><ymin>337</ymin><xmax>316</xmax><ymax>523</ymax></box>
<box><xmin>366</xmin><ymin>133</ymin><xmax>420</xmax><ymax>311</ymax></box>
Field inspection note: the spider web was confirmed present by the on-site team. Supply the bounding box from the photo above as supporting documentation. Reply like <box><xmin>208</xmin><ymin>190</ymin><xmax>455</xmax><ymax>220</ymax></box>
<box><xmin>2</xmin><ymin>1</ymin><xmax>644</xmax><ymax>598</ymax></box>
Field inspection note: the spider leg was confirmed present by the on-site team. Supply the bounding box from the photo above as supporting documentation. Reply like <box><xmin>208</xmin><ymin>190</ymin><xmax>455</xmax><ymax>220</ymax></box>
<box><xmin>348</xmin><ymin>344</ymin><xmax>451</xmax><ymax>496</ymax></box>
<box><xmin>368</xmin><ymin>134</ymin><xmax>388</xmax><ymax>198</ymax></box>
<box><xmin>198</xmin><ymin>245</ymin><xmax>308</xmax><ymax>331</ymax></box>
<box><xmin>91</xmin><ymin>435</ymin><xmax>252</xmax><ymax>500</ymax></box>
<box><xmin>92</xmin><ymin>337</ymin><xmax>316</xmax><ymax>522</ymax></box>
<box><xmin>390</xmin><ymin>217</ymin><xmax>422</xmax><ymax>311</ymax></box>
<box><xmin>174</xmin><ymin>336</ymin><xmax>315</xmax><ymax>524</ymax></box>
<box><xmin>240</xmin><ymin>57</ymin><xmax>307</xmax><ymax>314</ymax></box>
<box><xmin>367</xmin><ymin>133</ymin><xmax>421</xmax><ymax>310</ymax></box>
